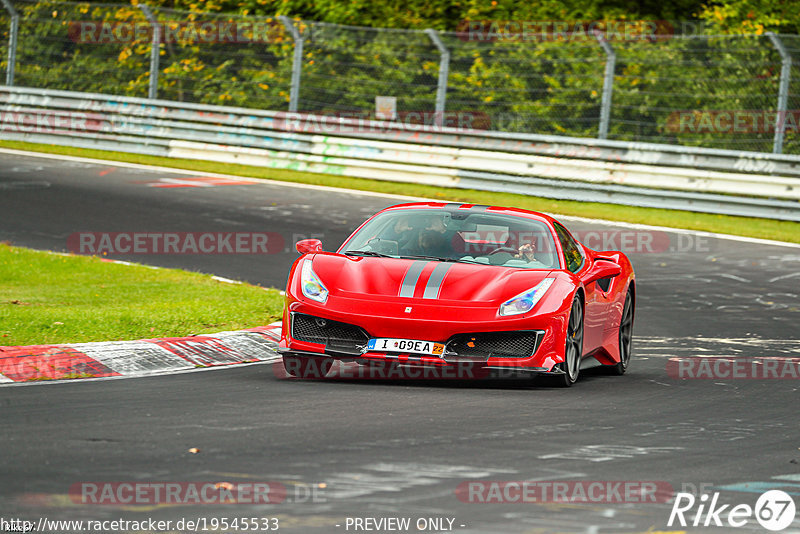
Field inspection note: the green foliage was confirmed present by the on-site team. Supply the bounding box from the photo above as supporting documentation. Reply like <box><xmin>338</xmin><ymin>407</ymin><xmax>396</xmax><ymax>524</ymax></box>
<box><xmin>14</xmin><ymin>1</ymin><xmax>150</xmax><ymax>96</ymax></box>
<box><xmin>2</xmin><ymin>0</ymin><xmax>799</xmax><ymax>153</ymax></box>
<box><xmin>698</xmin><ymin>0</ymin><xmax>800</xmax><ymax>34</ymax></box>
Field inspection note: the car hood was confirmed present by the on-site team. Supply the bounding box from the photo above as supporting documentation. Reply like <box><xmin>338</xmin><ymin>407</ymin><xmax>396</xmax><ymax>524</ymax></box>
<box><xmin>309</xmin><ymin>253</ymin><xmax>554</xmax><ymax>304</ymax></box>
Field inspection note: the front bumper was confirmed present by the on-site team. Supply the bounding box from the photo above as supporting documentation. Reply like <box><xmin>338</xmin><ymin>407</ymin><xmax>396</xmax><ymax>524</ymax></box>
<box><xmin>279</xmin><ymin>303</ymin><xmax>567</xmax><ymax>373</ymax></box>
<box><xmin>277</xmin><ymin>349</ymin><xmax>563</xmax><ymax>380</ymax></box>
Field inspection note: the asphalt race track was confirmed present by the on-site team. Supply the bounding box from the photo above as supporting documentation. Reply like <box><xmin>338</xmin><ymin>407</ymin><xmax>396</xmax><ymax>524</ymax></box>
<box><xmin>1</xmin><ymin>150</ymin><xmax>799</xmax><ymax>533</ymax></box>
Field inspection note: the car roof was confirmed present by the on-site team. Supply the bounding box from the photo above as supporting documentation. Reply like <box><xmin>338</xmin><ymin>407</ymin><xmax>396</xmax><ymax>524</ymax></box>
<box><xmin>379</xmin><ymin>202</ymin><xmax>558</xmax><ymax>226</ymax></box>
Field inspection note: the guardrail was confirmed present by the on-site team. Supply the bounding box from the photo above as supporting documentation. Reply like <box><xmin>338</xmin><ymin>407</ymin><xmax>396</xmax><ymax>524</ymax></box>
<box><xmin>1</xmin><ymin>86</ymin><xmax>799</xmax><ymax>221</ymax></box>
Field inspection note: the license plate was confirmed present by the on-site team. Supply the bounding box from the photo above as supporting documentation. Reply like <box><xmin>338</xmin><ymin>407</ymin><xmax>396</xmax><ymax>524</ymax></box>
<box><xmin>367</xmin><ymin>338</ymin><xmax>444</xmax><ymax>356</ymax></box>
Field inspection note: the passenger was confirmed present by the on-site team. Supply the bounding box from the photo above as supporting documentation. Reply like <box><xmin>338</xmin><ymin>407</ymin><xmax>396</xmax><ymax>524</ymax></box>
<box><xmin>516</xmin><ymin>241</ymin><xmax>537</xmax><ymax>262</ymax></box>
<box><xmin>383</xmin><ymin>215</ymin><xmax>416</xmax><ymax>250</ymax></box>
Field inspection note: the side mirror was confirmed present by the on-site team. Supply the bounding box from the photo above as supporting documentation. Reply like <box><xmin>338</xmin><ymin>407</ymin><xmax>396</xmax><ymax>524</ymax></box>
<box><xmin>584</xmin><ymin>259</ymin><xmax>621</xmax><ymax>284</ymax></box>
<box><xmin>296</xmin><ymin>239</ymin><xmax>323</xmax><ymax>254</ymax></box>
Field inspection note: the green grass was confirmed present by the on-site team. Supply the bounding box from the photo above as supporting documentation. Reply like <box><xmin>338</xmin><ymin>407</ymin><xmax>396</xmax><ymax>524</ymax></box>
<box><xmin>2</xmin><ymin>139</ymin><xmax>798</xmax><ymax>244</ymax></box>
<box><xmin>0</xmin><ymin>243</ymin><xmax>285</xmax><ymax>346</ymax></box>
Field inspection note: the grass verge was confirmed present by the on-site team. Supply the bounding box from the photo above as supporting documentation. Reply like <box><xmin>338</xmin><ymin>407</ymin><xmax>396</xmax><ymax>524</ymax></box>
<box><xmin>0</xmin><ymin>243</ymin><xmax>284</xmax><ymax>346</ymax></box>
<box><xmin>1</xmin><ymin>140</ymin><xmax>798</xmax><ymax>244</ymax></box>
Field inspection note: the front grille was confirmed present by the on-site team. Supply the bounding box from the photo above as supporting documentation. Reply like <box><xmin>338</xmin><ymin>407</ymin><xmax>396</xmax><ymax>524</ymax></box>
<box><xmin>291</xmin><ymin>313</ymin><xmax>369</xmax><ymax>355</ymax></box>
<box><xmin>445</xmin><ymin>331</ymin><xmax>543</xmax><ymax>360</ymax></box>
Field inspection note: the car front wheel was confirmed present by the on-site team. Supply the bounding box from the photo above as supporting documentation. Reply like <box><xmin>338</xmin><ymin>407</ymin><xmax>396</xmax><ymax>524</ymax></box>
<box><xmin>609</xmin><ymin>288</ymin><xmax>634</xmax><ymax>375</ymax></box>
<box><xmin>557</xmin><ymin>297</ymin><xmax>584</xmax><ymax>387</ymax></box>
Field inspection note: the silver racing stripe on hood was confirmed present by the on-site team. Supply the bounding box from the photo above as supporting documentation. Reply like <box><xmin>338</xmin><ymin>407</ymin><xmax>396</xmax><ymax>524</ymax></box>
<box><xmin>399</xmin><ymin>260</ymin><xmax>428</xmax><ymax>298</ymax></box>
<box><xmin>423</xmin><ymin>262</ymin><xmax>452</xmax><ymax>299</ymax></box>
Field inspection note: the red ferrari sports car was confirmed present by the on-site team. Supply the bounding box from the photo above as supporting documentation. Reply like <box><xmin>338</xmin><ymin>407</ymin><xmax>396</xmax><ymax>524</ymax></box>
<box><xmin>278</xmin><ymin>202</ymin><xmax>635</xmax><ymax>386</ymax></box>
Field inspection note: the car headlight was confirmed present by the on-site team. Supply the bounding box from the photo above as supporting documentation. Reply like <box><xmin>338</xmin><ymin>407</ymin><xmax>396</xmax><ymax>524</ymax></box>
<box><xmin>499</xmin><ymin>278</ymin><xmax>554</xmax><ymax>316</ymax></box>
<box><xmin>300</xmin><ymin>259</ymin><xmax>328</xmax><ymax>303</ymax></box>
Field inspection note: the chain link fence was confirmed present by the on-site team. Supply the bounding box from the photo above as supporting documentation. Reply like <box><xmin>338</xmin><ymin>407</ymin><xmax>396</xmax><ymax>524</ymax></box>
<box><xmin>10</xmin><ymin>1</ymin><xmax>150</xmax><ymax>95</ymax></box>
<box><xmin>2</xmin><ymin>0</ymin><xmax>800</xmax><ymax>155</ymax></box>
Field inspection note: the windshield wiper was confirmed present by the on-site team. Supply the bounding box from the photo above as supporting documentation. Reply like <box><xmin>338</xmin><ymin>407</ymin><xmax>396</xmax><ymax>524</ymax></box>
<box><xmin>400</xmin><ymin>255</ymin><xmax>486</xmax><ymax>265</ymax></box>
<box><xmin>449</xmin><ymin>257</ymin><xmax>490</xmax><ymax>265</ymax></box>
<box><xmin>344</xmin><ymin>250</ymin><xmax>394</xmax><ymax>258</ymax></box>
<box><xmin>346</xmin><ymin>252</ymin><xmax>489</xmax><ymax>265</ymax></box>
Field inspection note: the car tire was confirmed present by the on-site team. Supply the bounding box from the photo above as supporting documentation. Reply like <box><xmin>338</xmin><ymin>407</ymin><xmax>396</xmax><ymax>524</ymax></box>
<box><xmin>557</xmin><ymin>296</ymin><xmax>584</xmax><ymax>387</ymax></box>
<box><xmin>609</xmin><ymin>288</ymin><xmax>634</xmax><ymax>376</ymax></box>
<box><xmin>282</xmin><ymin>355</ymin><xmax>332</xmax><ymax>379</ymax></box>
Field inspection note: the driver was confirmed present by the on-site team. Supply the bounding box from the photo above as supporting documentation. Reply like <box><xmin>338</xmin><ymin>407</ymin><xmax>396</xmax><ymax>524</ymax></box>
<box><xmin>420</xmin><ymin>213</ymin><xmax>464</xmax><ymax>258</ymax></box>
<box><xmin>417</xmin><ymin>229</ymin><xmax>449</xmax><ymax>256</ymax></box>
<box><xmin>391</xmin><ymin>212</ymin><xmax>464</xmax><ymax>258</ymax></box>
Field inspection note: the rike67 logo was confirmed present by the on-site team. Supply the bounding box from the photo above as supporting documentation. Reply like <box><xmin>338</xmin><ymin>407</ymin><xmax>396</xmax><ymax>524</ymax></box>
<box><xmin>668</xmin><ymin>490</ymin><xmax>796</xmax><ymax>531</ymax></box>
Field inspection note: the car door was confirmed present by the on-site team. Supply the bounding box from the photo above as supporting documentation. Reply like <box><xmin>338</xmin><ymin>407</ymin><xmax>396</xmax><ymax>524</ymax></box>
<box><xmin>553</xmin><ymin>222</ymin><xmax>605</xmax><ymax>353</ymax></box>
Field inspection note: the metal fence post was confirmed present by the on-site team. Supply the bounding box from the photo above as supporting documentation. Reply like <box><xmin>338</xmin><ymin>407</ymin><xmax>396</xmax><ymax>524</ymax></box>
<box><xmin>594</xmin><ymin>30</ymin><xmax>615</xmax><ymax>140</ymax></box>
<box><xmin>279</xmin><ymin>16</ymin><xmax>303</xmax><ymax>113</ymax></box>
<box><xmin>766</xmin><ymin>32</ymin><xmax>791</xmax><ymax>155</ymax></box>
<box><xmin>1</xmin><ymin>0</ymin><xmax>19</xmax><ymax>86</ymax></box>
<box><xmin>138</xmin><ymin>5</ymin><xmax>160</xmax><ymax>100</ymax></box>
<box><xmin>425</xmin><ymin>28</ymin><xmax>449</xmax><ymax>127</ymax></box>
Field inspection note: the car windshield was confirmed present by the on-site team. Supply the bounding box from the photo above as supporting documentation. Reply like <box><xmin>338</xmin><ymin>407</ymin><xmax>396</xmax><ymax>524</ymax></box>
<box><xmin>341</xmin><ymin>209</ymin><xmax>560</xmax><ymax>270</ymax></box>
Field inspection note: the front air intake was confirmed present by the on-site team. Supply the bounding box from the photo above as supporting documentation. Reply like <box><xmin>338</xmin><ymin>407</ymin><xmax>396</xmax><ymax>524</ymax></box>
<box><xmin>291</xmin><ymin>313</ymin><xmax>369</xmax><ymax>355</ymax></box>
<box><xmin>445</xmin><ymin>331</ymin><xmax>543</xmax><ymax>360</ymax></box>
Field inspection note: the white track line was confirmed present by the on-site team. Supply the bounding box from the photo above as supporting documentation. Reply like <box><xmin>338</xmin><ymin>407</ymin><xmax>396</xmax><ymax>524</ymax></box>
<box><xmin>1</xmin><ymin>147</ymin><xmax>798</xmax><ymax>249</ymax></box>
<box><xmin>0</xmin><ymin>147</ymin><xmax>425</xmax><ymax>201</ymax></box>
